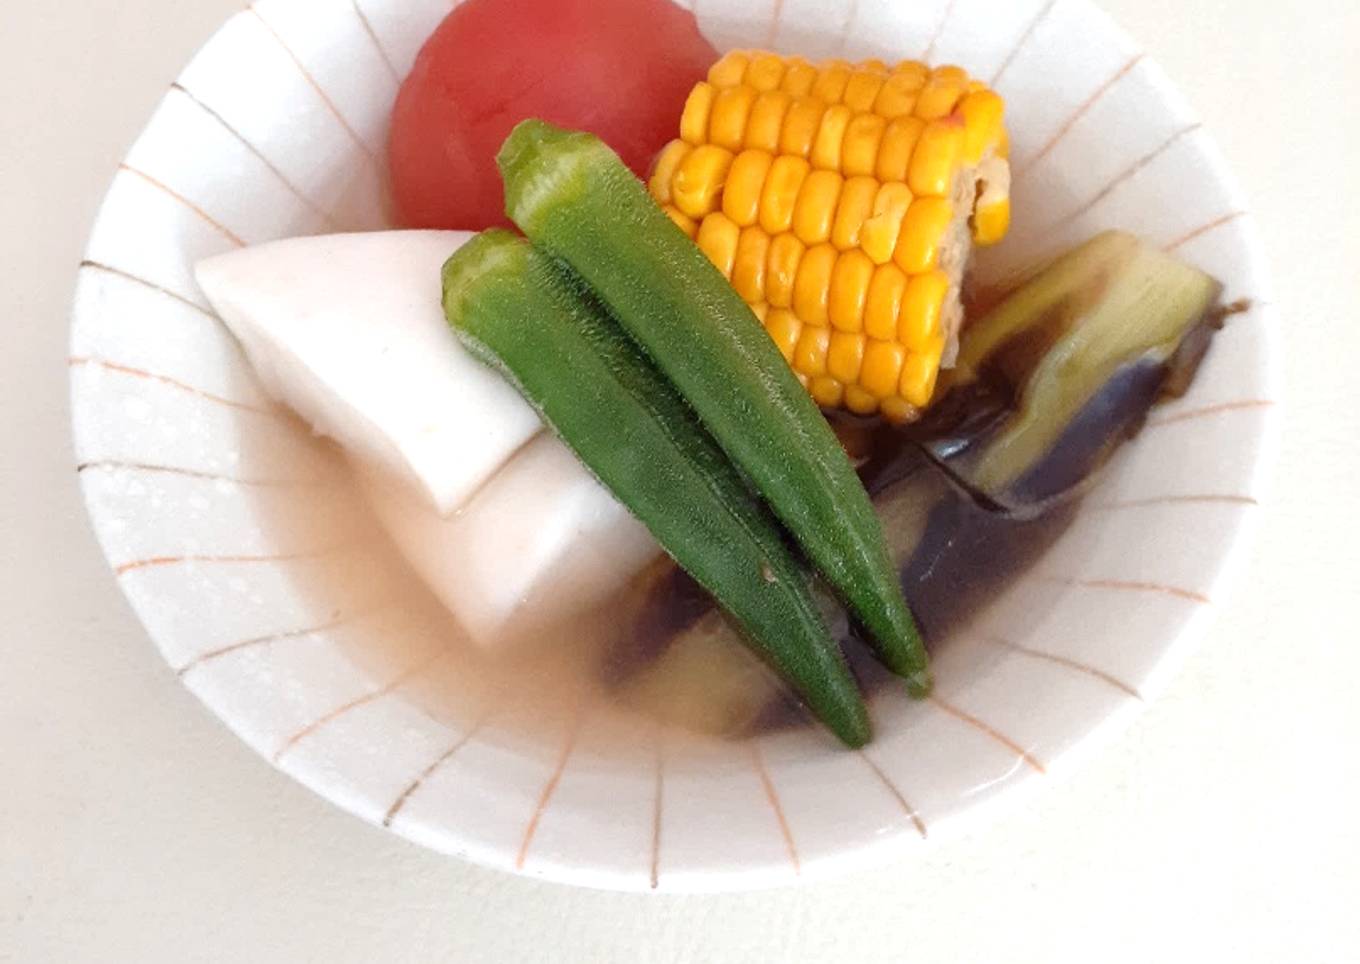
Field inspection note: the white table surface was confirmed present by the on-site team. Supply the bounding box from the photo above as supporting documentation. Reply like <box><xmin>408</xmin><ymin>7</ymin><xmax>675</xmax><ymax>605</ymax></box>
<box><xmin>4</xmin><ymin>1</ymin><xmax>1358</xmax><ymax>960</ymax></box>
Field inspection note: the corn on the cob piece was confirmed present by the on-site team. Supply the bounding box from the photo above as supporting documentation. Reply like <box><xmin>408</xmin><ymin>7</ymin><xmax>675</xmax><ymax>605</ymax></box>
<box><xmin>651</xmin><ymin>52</ymin><xmax>1012</xmax><ymax>420</ymax></box>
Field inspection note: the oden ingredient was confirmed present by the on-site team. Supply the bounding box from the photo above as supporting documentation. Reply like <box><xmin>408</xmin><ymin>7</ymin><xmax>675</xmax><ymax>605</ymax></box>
<box><xmin>650</xmin><ymin>52</ymin><xmax>1011</xmax><ymax>421</ymax></box>
<box><xmin>194</xmin><ymin>231</ymin><xmax>539</xmax><ymax>515</ymax></box>
<box><xmin>933</xmin><ymin>231</ymin><xmax>1223</xmax><ymax>504</ymax></box>
<box><xmin>497</xmin><ymin>120</ymin><xmax>929</xmax><ymax>695</ymax></box>
<box><xmin>616</xmin><ymin>231</ymin><xmax>1225</xmax><ymax>736</ymax></box>
<box><xmin>443</xmin><ymin>230</ymin><xmax>871</xmax><ymax>747</ymax></box>
<box><xmin>195</xmin><ymin>231</ymin><xmax>664</xmax><ymax>653</ymax></box>
<box><xmin>356</xmin><ymin>434</ymin><xmax>661</xmax><ymax>648</ymax></box>
<box><xmin>389</xmin><ymin>0</ymin><xmax>716</xmax><ymax>229</ymax></box>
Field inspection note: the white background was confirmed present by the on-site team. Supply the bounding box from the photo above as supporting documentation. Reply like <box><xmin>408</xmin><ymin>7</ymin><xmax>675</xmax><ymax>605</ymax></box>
<box><xmin>3</xmin><ymin>1</ymin><xmax>1358</xmax><ymax>960</ymax></box>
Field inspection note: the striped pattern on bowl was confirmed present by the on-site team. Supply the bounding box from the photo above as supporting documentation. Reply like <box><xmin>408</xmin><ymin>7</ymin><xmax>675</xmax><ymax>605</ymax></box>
<box><xmin>69</xmin><ymin>0</ymin><xmax>1277</xmax><ymax>891</ymax></box>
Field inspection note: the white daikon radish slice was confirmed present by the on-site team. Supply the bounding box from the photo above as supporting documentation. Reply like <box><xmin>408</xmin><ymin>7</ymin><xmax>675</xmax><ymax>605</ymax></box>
<box><xmin>196</xmin><ymin>231</ymin><xmax>541</xmax><ymax>515</ymax></box>
<box><xmin>356</xmin><ymin>434</ymin><xmax>662</xmax><ymax>649</ymax></box>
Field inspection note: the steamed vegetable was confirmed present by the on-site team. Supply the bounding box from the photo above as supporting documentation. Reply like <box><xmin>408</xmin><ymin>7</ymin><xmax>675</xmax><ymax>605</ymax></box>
<box><xmin>615</xmin><ymin>455</ymin><xmax>1069</xmax><ymax>737</ymax></box>
<box><xmin>389</xmin><ymin>0</ymin><xmax>716</xmax><ymax>229</ymax></box>
<box><xmin>927</xmin><ymin>231</ymin><xmax>1223</xmax><ymax>507</ymax></box>
<box><xmin>194</xmin><ymin>230</ymin><xmax>540</xmax><ymax>516</ymax></box>
<box><xmin>354</xmin><ymin>433</ymin><xmax>661</xmax><ymax>650</ymax></box>
<box><xmin>613</xmin><ymin>231</ymin><xmax>1224</xmax><ymax>735</ymax></box>
<box><xmin>649</xmin><ymin>52</ymin><xmax>1012</xmax><ymax>421</ymax></box>
<box><xmin>195</xmin><ymin>230</ymin><xmax>671</xmax><ymax>649</ymax></box>
<box><xmin>442</xmin><ymin>230</ymin><xmax>870</xmax><ymax>747</ymax></box>
<box><xmin>497</xmin><ymin>119</ymin><xmax>930</xmax><ymax>695</ymax></box>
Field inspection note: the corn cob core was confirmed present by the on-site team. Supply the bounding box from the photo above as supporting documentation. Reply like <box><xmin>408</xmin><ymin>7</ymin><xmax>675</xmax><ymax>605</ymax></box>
<box><xmin>648</xmin><ymin>51</ymin><xmax>1012</xmax><ymax>421</ymax></box>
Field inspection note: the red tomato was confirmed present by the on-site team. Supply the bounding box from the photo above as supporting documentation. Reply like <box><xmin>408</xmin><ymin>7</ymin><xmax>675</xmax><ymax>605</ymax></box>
<box><xmin>389</xmin><ymin>0</ymin><xmax>717</xmax><ymax>230</ymax></box>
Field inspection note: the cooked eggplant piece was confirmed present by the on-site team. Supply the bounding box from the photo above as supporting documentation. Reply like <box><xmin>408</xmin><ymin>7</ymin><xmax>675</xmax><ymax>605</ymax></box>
<box><xmin>608</xmin><ymin>232</ymin><xmax>1225</xmax><ymax>737</ymax></box>
<box><xmin>926</xmin><ymin>230</ymin><xmax>1223</xmax><ymax>510</ymax></box>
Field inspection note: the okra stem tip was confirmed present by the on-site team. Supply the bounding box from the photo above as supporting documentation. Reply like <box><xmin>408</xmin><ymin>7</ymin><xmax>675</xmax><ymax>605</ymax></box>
<box><xmin>495</xmin><ymin>119</ymin><xmax>561</xmax><ymax>190</ymax></box>
<box><xmin>441</xmin><ymin>228</ymin><xmax>524</xmax><ymax>313</ymax></box>
<box><xmin>904</xmin><ymin>669</ymin><xmax>933</xmax><ymax>699</ymax></box>
<box><xmin>497</xmin><ymin>120</ymin><xmax>614</xmax><ymax>230</ymax></box>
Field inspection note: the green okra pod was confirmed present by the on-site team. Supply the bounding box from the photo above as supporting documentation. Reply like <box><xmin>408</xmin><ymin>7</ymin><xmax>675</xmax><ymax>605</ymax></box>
<box><xmin>443</xmin><ymin>229</ymin><xmax>871</xmax><ymax>747</ymax></box>
<box><xmin>497</xmin><ymin>119</ymin><xmax>930</xmax><ymax>695</ymax></box>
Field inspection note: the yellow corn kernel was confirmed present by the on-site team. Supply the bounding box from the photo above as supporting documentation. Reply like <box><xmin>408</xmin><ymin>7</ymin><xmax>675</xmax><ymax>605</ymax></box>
<box><xmin>731</xmin><ymin>226</ymin><xmax>771</xmax><ymax>303</ymax></box>
<box><xmin>659</xmin><ymin>56</ymin><xmax>1012</xmax><ymax>418</ymax></box>
<box><xmin>828</xmin><ymin>330</ymin><xmax>865</xmax><ymax>383</ymax></box>
<box><xmin>746</xmin><ymin>52</ymin><xmax>786</xmax><ymax>92</ymax></box>
<box><xmin>831</xmin><ymin>176</ymin><xmax>878</xmax><ymax>250</ymax></box>
<box><xmin>841</xmin><ymin>113</ymin><xmax>887</xmax><ymax>177</ymax></box>
<box><xmin>810</xmin><ymin>104</ymin><xmax>853</xmax><ymax>170</ymax></box>
<box><xmin>672</xmin><ymin>144</ymin><xmax>734</xmax><ymax>219</ymax></box>
<box><xmin>811</xmin><ymin>60</ymin><xmax>852</xmax><ymax>103</ymax></box>
<box><xmin>796</xmin><ymin>372</ymin><xmax>810</xmax><ymax>389</ymax></box>
<box><xmin>914</xmin><ymin>76</ymin><xmax>966</xmax><ymax>121</ymax></box>
<box><xmin>766</xmin><ymin>233</ymin><xmax>805</xmax><ymax>307</ymax></box>
<box><xmin>661</xmin><ymin>204</ymin><xmax>697</xmax><ymax>238</ymax></box>
<box><xmin>958</xmin><ymin>89</ymin><xmax>1005</xmax><ymax>164</ymax></box>
<box><xmin>899</xmin><ymin>335</ymin><xmax>945</xmax><ymax>406</ymax></box>
<box><xmin>860</xmin><ymin>339</ymin><xmax>906</xmax><ymax>397</ymax></box>
<box><xmin>708</xmin><ymin>51</ymin><xmax>750</xmax><ymax>88</ymax></box>
<box><xmin>793</xmin><ymin>324</ymin><xmax>831</xmax><ymax>375</ymax></box>
<box><xmin>758</xmin><ymin>155</ymin><xmax>809</xmax><ymax>234</ymax></box>
<box><xmin>893</xmin><ymin>197</ymin><xmax>953</xmax><ymax>274</ymax></box>
<box><xmin>780</xmin><ymin>98</ymin><xmax>826</xmax><ymax>158</ymax></box>
<box><xmin>880</xmin><ymin>396</ymin><xmax>918</xmax><ymax>423</ymax></box>
<box><xmin>843</xmin><ymin>71</ymin><xmax>885</xmax><ymax>112</ymax></box>
<box><xmin>908</xmin><ymin>117</ymin><xmax>965</xmax><ymax>197</ymax></box>
<box><xmin>809</xmin><ymin>375</ymin><xmax>844</xmax><ymax>408</ymax></box>
<box><xmin>860</xmin><ymin>182</ymin><xmax>913</xmax><ymax>264</ymax></box>
<box><xmin>864</xmin><ymin>262</ymin><xmax>908</xmax><ymax>340</ymax></box>
<box><xmin>764</xmin><ymin>307</ymin><xmax>802</xmax><ymax>363</ymax></box>
<box><xmin>828</xmin><ymin>249</ymin><xmax>874</xmax><ymax>332</ymax></box>
<box><xmin>844</xmin><ymin>385</ymin><xmax>879</xmax><ymax>415</ymax></box>
<box><xmin>870</xmin><ymin>180</ymin><xmax>914</xmax><ymax>218</ymax></box>
<box><xmin>722</xmin><ymin>149</ymin><xmax>774</xmax><ymax>226</ymax></box>
<box><xmin>898</xmin><ymin>269</ymin><xmax>949</xmax><ymax>351</ymax></box>
<box><xmin>973</xmin><ymin>197</ymin><xmax>1010</xmax><ymax>246</ymax></box>
<box><xmin>996</xmin><ymin>126</ymin><xmax>1010</xmax><ymax>159</ymax></box>
<box><xmin>893</xmin><ymin>60</ymin><xmax>930</xmax><ymax>85</ymax></box>
<box><xmin>710</xmin><ymin>85</ymin><xmax>758</xmax><ymax>152</ymax></box>
<box><xmin>648</xmin><ymin>139</ymin><xmax>691</xmax><ymax>204</ymax></box>
<box><xmin>681</xmin><ymin>83</ymin><xmax>716</xmax><ymax>144</ymax></box>
<box><xmin>793</xmin><ymin>243</ymin><xmax>837</xmax><ymax>326</ymax></box>
<box><xmin>780</xmin><ymin>58</ymin><xmax>818</xmax><ymax>97</ymax></box>
<box><xmin>745</xmin><ymin>91</ymin><xmax>792</xmax><ymax>153</ymax></box>
<box><xmin>792</xmin><ymin>170</ymin><xmax>842</xmax><ymax>246</ymax></box>
<box><xmin>875</xmin><ymin>116</ymin><xmax>925</xmax><ymax>183</ymax></box>
<box><xmin>696</xmin><ymin>213</ymin><xmax>741</xmax><ymax>279</ymax></box>
<box><xmin>872</xmin><ymin>71</ymin><xmax>924</xmax><ymax>119</ymax></box>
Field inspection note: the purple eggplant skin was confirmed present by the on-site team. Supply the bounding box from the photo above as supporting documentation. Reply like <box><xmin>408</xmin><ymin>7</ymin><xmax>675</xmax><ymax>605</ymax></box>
<box><xmin>926</xmin><ymin>231</ymin><xmax>1223</xmax><ymax>512</ymax></box>
<box><xmin>609</xmin><ymin>231</ymin><xmax>1225</xmax><ymax>738</ymax></box>
<box><xmin>608</xmin><ymin>455</ymin><xmax>1078</xmax><ymax>737</ymax></box>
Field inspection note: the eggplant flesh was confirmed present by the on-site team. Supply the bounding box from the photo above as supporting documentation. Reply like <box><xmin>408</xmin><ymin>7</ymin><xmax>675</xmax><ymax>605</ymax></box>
<box><xmin>925</xmin><ymin>230</ymin><xmax>1223</xmax><ymax>510</ymax></box>
<box><xmin>608</xmin><ymin>231</ymin><xmax>1226</xmax><ymax>738</ymax></box>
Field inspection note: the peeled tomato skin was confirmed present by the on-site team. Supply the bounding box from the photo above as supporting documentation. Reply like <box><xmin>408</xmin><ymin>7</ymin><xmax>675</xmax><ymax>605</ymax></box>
<box><xmin>388</xmin><ymin>0</ymin><xmax>717</xmax><ymax>230</ymax></box>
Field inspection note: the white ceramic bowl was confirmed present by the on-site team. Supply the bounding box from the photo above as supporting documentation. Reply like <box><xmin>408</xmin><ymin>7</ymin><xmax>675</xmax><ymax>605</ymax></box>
<box><xmin>70</xmin><ymin>0</ymin><xmax>1278</xmax><ymax>891</ymax></box>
